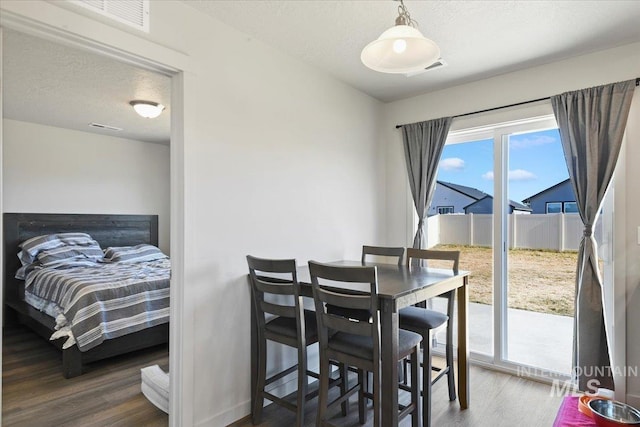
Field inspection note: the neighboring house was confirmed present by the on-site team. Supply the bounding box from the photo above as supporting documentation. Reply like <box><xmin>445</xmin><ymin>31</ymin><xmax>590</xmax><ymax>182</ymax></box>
<box><xmin>522</xmin><ymin>179</ymin><xmax>577</xmax><ymax>214</ymax></box>
<box><xmin>429</xmin><ymin>181</ymin><xmax>531</xmax><ymax>215</ymax></box>
<box><xmin>464</xmin><ymin>195</ymin><xmax>532</xmax><ymax>214</ymax></box>
<box><xmin>428</xmin><ymin>181</ymin><xmax>488</xmax><ymax>216</ymax></box>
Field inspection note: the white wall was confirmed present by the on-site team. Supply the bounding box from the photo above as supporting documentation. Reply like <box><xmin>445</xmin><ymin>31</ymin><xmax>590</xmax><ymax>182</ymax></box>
<box><xmin>623</xmin><ymin>90</ymin><xmax>640</xmax><ymax>405</ymax></box>
<box><xmin>177</xmin><ymin>16</ymin><xmax>384</xmax><ymax>426</ymax></box>
<box><xmin>0</xmin><ymin>2</ymin><xmax>384</xmax><ymax>426</ymax></box>
<box><xmin>2</xmin><ymin>119</ymin><xmax>170</xmax><ymax>253</ymax></box>
<box><xmin>381</xmin><ymin>42</ymin><xmax>640</xmax><ymax>400</ymax></box>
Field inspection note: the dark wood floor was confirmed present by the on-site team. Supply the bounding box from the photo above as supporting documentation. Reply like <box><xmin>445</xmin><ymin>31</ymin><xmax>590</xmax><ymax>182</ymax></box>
<box><xmin>3</xmin><ymin>326</ymin><xmax>564</xmax><ymax>426</ymax></box>
<box><xmin>230</xmin><ymin>359</ymin><xmax>564</xmax><ymax>427</ymax></box>
<box><xmin>2</xmin><ymin>325</ymin><xmax>169</xmax><ymax>427</ymax></box>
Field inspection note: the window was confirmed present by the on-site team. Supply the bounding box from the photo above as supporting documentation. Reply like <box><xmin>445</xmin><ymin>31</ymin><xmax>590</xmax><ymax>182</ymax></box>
<box><xmin>563</xmin><ymin>202</ymin><xmax>578</xmax><ymax>213</ymax></box>
<box><xmin>546</xmin><ymin>202</ymin><xmax>562</xmax><ymax>214</ymax></box>
<box><xmin>437</xmin><ymin>206</ymin><xmax>454</xmax><ymax>215</ymax></box>
<box><xmin>547</xmin><ymin>201</ymin><xmax>578</xmax><ymax>213</ymax></box>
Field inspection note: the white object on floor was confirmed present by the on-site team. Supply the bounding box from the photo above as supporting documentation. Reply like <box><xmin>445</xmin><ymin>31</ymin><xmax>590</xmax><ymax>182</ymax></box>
<box><xmin>141</xmin><ymin>364</ymin><xmax>169</xmax><ymax>414</ymax></box>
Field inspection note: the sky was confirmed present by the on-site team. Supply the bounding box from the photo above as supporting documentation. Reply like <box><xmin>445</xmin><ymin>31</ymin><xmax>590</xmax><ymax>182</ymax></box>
<box><xmin>436</xmin><ymin>128</ymin><xmax>569</xmax><ymax>203</ymax></box>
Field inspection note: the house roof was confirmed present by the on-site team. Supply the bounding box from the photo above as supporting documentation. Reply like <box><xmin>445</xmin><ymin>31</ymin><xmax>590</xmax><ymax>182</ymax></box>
<box><xmin>437</xmin><ymin>181</ymin><xmax>489</xmax><ymax>201</ymax></box>
<box><xmin>508</xmin><ymin>199</ymin><xmax>533</xmax><ymax>211</ymax></box>
<box><xmin>463</xmin><ymin>195</ymin><xmax>532</xmax><ymax>212</ymax></box>
<box><xmin>522</xmin><ymin>179</ymin><xmax>571</xmax><ymax>203</ymax></box>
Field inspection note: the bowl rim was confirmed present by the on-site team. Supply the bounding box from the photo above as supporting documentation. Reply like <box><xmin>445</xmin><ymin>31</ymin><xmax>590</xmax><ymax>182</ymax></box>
<box><xmin>588</xmin><ymin>398</ymin><xmax>640</xmax><ymax>424</ymax></box>
<box><xmin>579</xmin><ymin>395</ymin><xmax>595</xmax><ymax>416</ymax></box>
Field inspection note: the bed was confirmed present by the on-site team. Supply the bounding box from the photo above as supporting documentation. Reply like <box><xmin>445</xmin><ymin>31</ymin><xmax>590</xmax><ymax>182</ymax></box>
<box><xmin>3</xmin><ymin>213</ymin><xmax>170</xmax><ymax>378</ymax></box>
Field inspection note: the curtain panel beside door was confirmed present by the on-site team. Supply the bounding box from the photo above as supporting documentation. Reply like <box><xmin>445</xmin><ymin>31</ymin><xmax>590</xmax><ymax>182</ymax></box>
<box><xmin>551</xmin><ymin>79</ymin><xmax>636</xmax><ymax>392</ymax></box>
<box><xmin>401</xmin><ymin>117</ymin><xmax>453</xmax><ymax>253</ymax></box>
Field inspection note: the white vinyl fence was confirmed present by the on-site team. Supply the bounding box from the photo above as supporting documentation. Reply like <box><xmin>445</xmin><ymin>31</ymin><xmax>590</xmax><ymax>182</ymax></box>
<box><xmin>426</xmin><ymin>213</ymin><xmax>602</xmax><ymax>252</ymax></box>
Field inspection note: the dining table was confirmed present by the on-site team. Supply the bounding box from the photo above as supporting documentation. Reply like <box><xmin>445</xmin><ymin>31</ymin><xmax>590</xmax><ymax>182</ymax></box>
<box><xmin>250</xmin><ymin>260</ymin><xmax>470</xmax><ymax>426</ymax></box>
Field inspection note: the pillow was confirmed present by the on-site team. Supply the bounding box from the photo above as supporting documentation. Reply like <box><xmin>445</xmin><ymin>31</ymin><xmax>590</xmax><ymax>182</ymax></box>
<box><xmin>103</xmin><ymin>244</ymin><xmax>168</xmax><ymax>263</ymax></box>
<box><xmin>16</xmin><ymin>256</ymin><xmax>101</xmax><ymax>280</ymax></box>
<box><xmin>36</xmin><ymin>244</ymin><xmax>104</xmax><ymax>267</ymax></box>
<box><xmin>17</xmin><ymin>232</ymin><xmax>100</xmax><ymax>266</ymax></box>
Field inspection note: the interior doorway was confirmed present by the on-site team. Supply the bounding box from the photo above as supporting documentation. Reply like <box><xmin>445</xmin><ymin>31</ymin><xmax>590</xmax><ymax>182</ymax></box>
<box><xmin>0</xmin><ymin>21</ymin><xmax>184</xmax><ymax>425</ymax></box>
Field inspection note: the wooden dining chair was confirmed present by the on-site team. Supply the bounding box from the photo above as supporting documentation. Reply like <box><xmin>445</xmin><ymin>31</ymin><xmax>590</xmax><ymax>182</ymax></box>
<box><xmin>325</xmin><ymin>245</ymin><xmax>404</xmax><ymax>323</ymax></box>
<box><xmin>361</xmin><ymin>245</ymin><xmax>405</xmax><ymax>266</ymax></box>
<box><xmin>247</xmin><ymin>255</ymin><xmax>322</xmax><ymax>427</ymax></box>
<box><xmin>309</xmin><ymin>260</ymin><xmax>421</xmax><ymax>427</ymax></box>
<box><xmin>399</xmin><ymin>248</ymin><xmax>459</xmax><ymax>427</ymax></box>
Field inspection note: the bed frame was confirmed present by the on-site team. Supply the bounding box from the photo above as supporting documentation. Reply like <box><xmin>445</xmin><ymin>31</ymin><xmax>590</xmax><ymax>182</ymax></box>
<box><xmin>3</xmin><ymin>213</ymin><xmax>169</xmax><ymax>378</ymax></box>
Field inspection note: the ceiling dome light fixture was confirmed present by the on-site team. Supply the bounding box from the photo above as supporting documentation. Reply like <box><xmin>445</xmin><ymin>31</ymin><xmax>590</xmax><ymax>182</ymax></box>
<box><xmin>361</xmin><ymin>0</ymin><xmax>440</xmax><ymax>74</ymax></box>
<box><xmin>130</xmin><ymin>100</ymin><xmax>165</xmax><ymax>118</ymax></box>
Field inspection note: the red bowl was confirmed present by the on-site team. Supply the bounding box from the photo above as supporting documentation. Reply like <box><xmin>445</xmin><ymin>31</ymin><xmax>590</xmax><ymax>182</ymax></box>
<box><xmin>588</xmin><ymin>399</ymin><xmax>640</xmax><ymax>427</ymax></box>
<box><xmin>579</xmin><ymin>395</ymin><xmax>595</xmax><ymax>418</ymax></box>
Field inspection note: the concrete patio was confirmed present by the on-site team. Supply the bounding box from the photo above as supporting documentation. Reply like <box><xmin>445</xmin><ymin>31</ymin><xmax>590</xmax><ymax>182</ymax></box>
<box><xmin>431</xmin><ymin>299</ymin><xmax>573</xmax><ymax>375</ymax></box>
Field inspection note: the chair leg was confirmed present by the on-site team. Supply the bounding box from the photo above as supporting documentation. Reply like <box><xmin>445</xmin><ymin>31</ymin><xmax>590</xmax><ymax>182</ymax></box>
<box><xmin>317</xmin><ymin>355</ymin><xmax>330</xmax><ymax>427</ymax></box>
<box><xmin>296</xmin><ymin>346</ymin><xmax>307</xmax><ymax>427</ymax></box>
<box><xmin>423</xmin><ymin>332</ymin><xmax>433</xmax><ymax>427</ymax></box>
<box><xmin>372</xmin><ymin>366</ymin><xmax>380</xmax><ymax>427</ymax></box>
<box><xmin>411</xmin><ymin>349</ymin><xmax>421</xmax><ymax>427</ymax></box>
<box><xmin>446</xmin><ymin>322</ymin><xmax>457</xmax><ymax>401</ymax></box>
<box><xmin>358</xmin><ymin>369</ymin><xmax>366</xmax><ymax>424</ymax></box>
<box><xmin>252</xmin><ymin>338</ymin><xmax>267</xmax><ymax>424</ymax></box>
<box><xmin>340</xmin><ymin>363</ymin><xmax>349</xmax><ymax>416</ymax></box>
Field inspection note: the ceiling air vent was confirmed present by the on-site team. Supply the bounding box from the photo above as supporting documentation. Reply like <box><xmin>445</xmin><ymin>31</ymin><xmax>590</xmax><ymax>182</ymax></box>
<box><xmin>70</xmin><ymin>0</ymin><xmax>149</xmax><ymax>32</ymax></box>
<box><xmin>404</xmin><ymin>58</ymin><xmax>448</xmax><ymax>77</ymax></box>
<box><xmin>89</xmin><ymin>122</ymin><xmax>123</xmax><ymax>132</ymax></box>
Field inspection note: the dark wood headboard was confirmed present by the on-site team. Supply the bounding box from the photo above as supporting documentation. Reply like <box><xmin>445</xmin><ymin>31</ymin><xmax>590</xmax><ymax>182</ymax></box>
<box><xmin>3</xmin><ymin>213</ymin><xmax>159</xmax><ymax>305</ymax></box>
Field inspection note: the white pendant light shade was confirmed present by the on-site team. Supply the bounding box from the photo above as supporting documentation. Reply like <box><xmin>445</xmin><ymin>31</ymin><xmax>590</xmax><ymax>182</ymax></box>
<box><xmin>130</xmin><ymin>100</ymin><xmax>165</xmax><ymax>118</ymax></box>
<box><xmin>361</xmin><ymin>24</ymin><xmax>440</xmax><ymax>74</ymax></box>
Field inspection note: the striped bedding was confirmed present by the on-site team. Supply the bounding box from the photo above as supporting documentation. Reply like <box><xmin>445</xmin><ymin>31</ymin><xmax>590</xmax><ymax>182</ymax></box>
<box><xmin>23</xmin><ymin>259</ymin><xmax>170</xmax><ymax>352</ymax></box>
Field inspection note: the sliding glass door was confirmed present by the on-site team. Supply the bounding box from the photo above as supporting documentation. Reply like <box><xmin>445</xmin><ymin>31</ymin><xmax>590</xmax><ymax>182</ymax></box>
<box><xmin>429</xmin><ymin>137</ymin><xmax>495</xmax><ymax>359</ymax></box>
<box><xmin>427</xmin><ymin>115</ymin><xmax>579</xmax><ymax>379</ymax></box>
<box><xmin>503</xmin><ymin>127</ymin><xmax>574</xmax><ymax>376</ymax></box>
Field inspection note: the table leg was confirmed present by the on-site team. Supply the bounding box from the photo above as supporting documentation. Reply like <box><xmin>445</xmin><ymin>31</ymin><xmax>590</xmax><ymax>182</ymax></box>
<box><xmin>457</xmin><ymin>276</ymin><xmax>469</xmax><ymax>409</ymax></box>
<box><xmin>380</xmin><ymin>298</ymin><xmax>398</xmax><ymax>427</ymax></box>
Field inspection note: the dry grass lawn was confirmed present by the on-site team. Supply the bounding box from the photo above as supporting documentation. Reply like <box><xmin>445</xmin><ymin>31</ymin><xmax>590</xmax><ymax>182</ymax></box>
<box><xmin>433</xmin><ymin>244</ymin><xmax>579</xmax><ymax>317</ymax></box>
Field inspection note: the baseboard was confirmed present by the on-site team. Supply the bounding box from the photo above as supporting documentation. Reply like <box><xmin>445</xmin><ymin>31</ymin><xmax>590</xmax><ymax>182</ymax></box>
<box><xmin>207</xmin><ymin>350</ymin><xmax>327</xmax><ymax>426</ymax></box>
<box><xmin>227</xmin><ymin>413</ymin><xmax>251</xmax><ymax>426</ymax></box>
<box><xmin>196</xmin><ymin>370</ymin><xmax>307</xmax><ymax>426</ymax></box>
<box><xmin>197</xmin><ymin>399</ymin><xmax>251</xmax><ymax>427</ymax></box>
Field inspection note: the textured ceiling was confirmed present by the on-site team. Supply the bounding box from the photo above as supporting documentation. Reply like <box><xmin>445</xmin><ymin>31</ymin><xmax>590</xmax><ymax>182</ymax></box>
<box><xmin>2</xmin><ymin>29</ymin><xmax>171</xmax><ymax>145</ymax></box>
<box><xmin>184</xmin><ymin>0</ymin><xmax>640</xmax><ymax>102</ymax></box>
<box><xmin>3</xmin><ymin>1</ymin><xmax>639</xmax><ymax>142</ymax></box>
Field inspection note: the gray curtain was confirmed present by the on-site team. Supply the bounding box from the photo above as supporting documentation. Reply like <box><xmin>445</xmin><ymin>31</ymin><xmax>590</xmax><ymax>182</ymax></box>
<box><xmin>551</xmin><ymin>79</ymin><xmax>636</xmax><ymax>391</ymax></box>
<box><xmin>401</xmin><ymin>117</ymin><xmax>453</xmax><ymax>250</ymax></box>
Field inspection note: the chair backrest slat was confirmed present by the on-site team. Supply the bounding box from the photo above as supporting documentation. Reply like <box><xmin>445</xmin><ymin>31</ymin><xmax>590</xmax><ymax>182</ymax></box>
<box><xmin>405</xmin><ymin>249</ymin><xmax>459</xmax><ymax>318</ymax></box>
<box><xmin>254</xmin><ymin>278</ymin><xmax>297</xmax><ymax>296</ymax></box>
<box><xmin>405</xmin><ymin>248</ymin><xmax>459</xmax><ymax>274</ymax></box>
<box><xmin>362</xmin><ymin>245</ymin><xmax>405</xmax><ymax>266</ymax></box>
<box><xmin>261</xmin><ymin>300</ymin><xmax>297</xmax><ymax>318</ymax></box>
<box><xmin>308</xmin><ymin>261</ymin><xmax>380</xmax><ymax>356</ymax></box>
<box><xmin>247</xmin><ymin>255</ymin><xmax>302</xmax><ymax>331</ymax></box>
<box><xmin>314</xmin><ymin>286</ymin><xmax>371</xmax><ymax>310</ymax></box>
<box><xmin>323</xmin><ymin>314</ymin><xmax>372</xmax><ymax>336</ymax></box>
<box><xmin>248</xmin><ymin>256</ymin><xmax>298</xmax><ymax>274</ymax></box>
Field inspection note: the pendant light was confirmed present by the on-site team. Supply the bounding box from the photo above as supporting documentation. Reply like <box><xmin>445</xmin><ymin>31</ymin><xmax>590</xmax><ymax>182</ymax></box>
<box><xmin>361</xmin><ymin>0</ymin><xmax>440</xmax><ymax>74</ymax></box>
